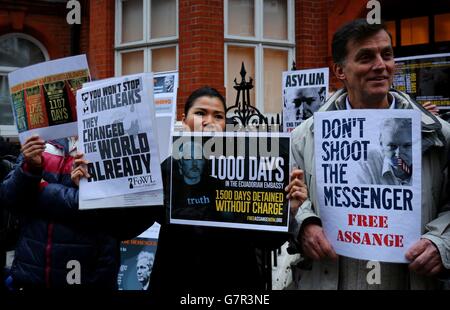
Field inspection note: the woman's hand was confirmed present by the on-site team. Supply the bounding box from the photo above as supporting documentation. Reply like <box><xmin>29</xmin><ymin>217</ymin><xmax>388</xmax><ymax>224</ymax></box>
<box><xmin>71</xmin><ymin>153</ymin><xmax>90</xmax><ymax>187</ymax></box>
<box><xmin>21</xmin><ymin>135</ymin><xmax>46</xmax><ymax>169</ymax></box>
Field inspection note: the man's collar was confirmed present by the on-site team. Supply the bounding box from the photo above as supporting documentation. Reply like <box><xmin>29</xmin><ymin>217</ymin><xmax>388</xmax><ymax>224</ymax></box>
<box><xmin>309</xmin><ymin>88</ymin><xmax>446</xmax><ymax>153</ymax></box>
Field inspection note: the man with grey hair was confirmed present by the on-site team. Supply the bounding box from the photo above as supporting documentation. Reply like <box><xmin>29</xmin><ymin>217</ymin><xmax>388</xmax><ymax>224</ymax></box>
<box><xmin>290</xmin><ymin>18</ymin><xmax>450</xmax><ymax>289</ymax></box>
<box><xmin>136</xmin><ymin>251</ymin><xmax>154</xmax><ymax>290</ymax></box>
<box><xmin>358</xmin><ymin>118</ymin><xmax>413</xmax><ymax>185</ymax></box>
<box><xmin>164</xmin><ymin>75</ymin><xmax>174</xmax><ymax>93</ymax></box>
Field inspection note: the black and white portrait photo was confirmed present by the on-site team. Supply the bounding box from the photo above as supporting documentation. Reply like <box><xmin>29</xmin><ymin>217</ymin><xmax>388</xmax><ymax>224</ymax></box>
<box><xmin>358</xmin><ymin>118</ymin><xmax>413</xmax><ymax>186</ymax></box>
<box><xmin>284</xmin><ymin>86</ymin><xmax>327</xmax><ymax>123</ymax></box>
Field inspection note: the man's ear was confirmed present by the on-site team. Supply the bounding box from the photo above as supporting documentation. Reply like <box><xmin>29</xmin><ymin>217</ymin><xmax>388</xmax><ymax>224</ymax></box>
<box><xmin>181</xmin><ymin>113</ymin><xmax>186</xmax><ymax>123</ymax></box>
<box><xmin>333</xmin><ymin>63</ymin><xmax>346</xmax><ymax>81</ymax></box>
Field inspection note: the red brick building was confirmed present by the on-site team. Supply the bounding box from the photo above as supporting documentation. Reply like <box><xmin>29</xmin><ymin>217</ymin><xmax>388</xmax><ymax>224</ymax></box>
<box><xmin>1</xmin><ymin>0</ymin><xmax>449</xmax><ymax>138</ymax></box>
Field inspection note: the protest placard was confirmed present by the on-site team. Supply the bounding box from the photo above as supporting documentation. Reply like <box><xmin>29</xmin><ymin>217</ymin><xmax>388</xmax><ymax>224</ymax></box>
<box><xmin>282</xmin><ymin>68</ymin><xmax>328</xmax><ymax>132</ymax></box>
<box><xmin>77</xmin><ymin>73</ymin><xmax>163</xmax><ymax>207</ymax></box>
<box><xmin>82</xmin><ymin>71</ymin><xmax>178</xmax><ymax>161</ymax></box>
<box><xmin>314</xmin><ymin>109</ymin><xmax>421</xmax><ymax>262</ymax></box>
<box><xmin>169</xmin><ymin>132</ymin><xmax>291</xmax><ymax>232</ymax></box>
<box><xmin>118</xmin><ymin>222</ymin><xmax>160</xmax><ymax>291</ymax></box>
<box><xmin>393</xmin><ymin>53</ymin><xmax>450</xmax><ymax>110</ymax></box>
<box><xmin>153</xmin><ymin>71</ymin><xmax>178</xmax><ymax>161</ymax></box>
<box><xmin>8</xmin><ymin>55</ymin><xmax>90</xmax><ymax>143</ymax></box>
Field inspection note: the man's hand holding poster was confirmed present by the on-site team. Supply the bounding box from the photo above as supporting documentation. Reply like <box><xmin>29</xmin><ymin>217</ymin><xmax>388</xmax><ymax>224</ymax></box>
<box><xmin>76</xmin><ymin>73</ymin><xmax>163</xmax><ymax>207</ymax></box>
<box><xmin>169</xmin><ymin>132</ymin><xmax>291</xmax><ymax>232</ymax></box>
<box><xmin>314</xmin><ymin>109</ymin><xmax>421</xmax><ymax>263</ymax></box>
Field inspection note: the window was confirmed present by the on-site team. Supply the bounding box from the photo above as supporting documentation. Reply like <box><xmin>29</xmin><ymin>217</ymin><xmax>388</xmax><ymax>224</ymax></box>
<box><xmin>225</xmin><ymin>0</ymin><xmax>294</xmax><ymax>115</ymax></box>
<box><xmin>401</xmin><ymin>17</ymin><xmax>429</xmax><ymax>46</ymax></box>
<box><xmin>115</xmin><ymin>0</ymin><xmax>178</xmax><ymax>75</ymax></box>
<box><xmin>435</xmin><ymin>13</ymin><xmax>450</xmax><ymax>42</ymax></box>
<box><xmin>0</xmin><ymin>33</ymin><xmax>49</xmax><ymax>137</ymax></box>
<box><xmin>385</xmin><ymin>13</ymin><xmax>450</xmax><ymax>57</ymax></box>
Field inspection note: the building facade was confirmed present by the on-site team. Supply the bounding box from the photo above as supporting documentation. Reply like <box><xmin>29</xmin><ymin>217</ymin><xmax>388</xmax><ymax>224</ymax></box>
<box><xmin>1</xmin><ymin>0</ymin><xmax>449</xmax><ymax>139</ymax></box>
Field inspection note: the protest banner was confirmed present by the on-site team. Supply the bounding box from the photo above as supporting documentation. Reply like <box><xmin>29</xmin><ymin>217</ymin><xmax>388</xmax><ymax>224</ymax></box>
<box><xmin>282</xmin><ymin>68</ymin><xmax>329</xmax><ymax>132</ymax></box>
<box><xmin>153</xmin><ymin>71</ymin><xmax>177</xmax><ymax>113</ymax></box>
<box><xmin>118</xmin><ymin>222</ymin><xmax>160</xmax><ymax>291</ymax></box>
<box><xmin>77</xmin><ymin>73</ymin><xmax>163</xmax><ymax>208</ymax></box>
<box><xmin>393</xmin><ymin>53</ymin><xmax>450</xmax><ymax>110</ymax></box>
<box><xmin>314</xmin><ymin>109</ymin><xmax>421</xmax><ymax>263</ymax></box>
<box><xmin>169</xmin><ymin>132</ymin><xmax>291</xmax><ymax>232</ymax></box>
<box><xmin>82</xmin><ymin>71</ymin><xmax>178</xmax><ymax>161</ymax></box>
<box><xmin>8</xmin><ymin>55</ymin><xmax>90</xmax><ymax>143</ymax></box>
<box><xmin>153</xmin><ymin>71</ymin><xmax>178</xmax><ymax>161</ymax></box>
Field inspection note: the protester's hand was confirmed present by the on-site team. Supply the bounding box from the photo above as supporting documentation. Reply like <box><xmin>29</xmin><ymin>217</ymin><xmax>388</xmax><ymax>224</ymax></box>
<box><xmin>71</xmin><ymin>153</ymin><xmax>90</xmax><ymax>187</ymax></box>
<box><xmin>300</xmin><ymin>223</ymin><xmax>338</xmax><ymax>261</ymax></box>
<box><xmin>285</xmin><ymin>168</ymin><xmax>308</xmax><ymax>216</ymax></box>
<box><xmin>21</xmin><ymin>135</ymin><xmax>46</xmax><ymax>169</ymax></box>
<box><xmin>422</xmin><ymin>101</ymin><xmax>439</xmax><ymax>116</ymax></box>
<box><xmin>405</xmin><ymin>238</ymin><xmax>444</xmax><ymax>276</ymax></box>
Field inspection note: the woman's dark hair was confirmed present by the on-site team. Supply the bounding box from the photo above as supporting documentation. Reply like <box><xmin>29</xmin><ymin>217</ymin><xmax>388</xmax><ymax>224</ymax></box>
<box><xmin>332</xmin><ymin>18</ymin><xmax>390</xmax><ymax>65</ymax></box>
<box><xmin>184</xmin><ymin>86</ymin><xmax>226</xmax><ymax>116</ymax></box>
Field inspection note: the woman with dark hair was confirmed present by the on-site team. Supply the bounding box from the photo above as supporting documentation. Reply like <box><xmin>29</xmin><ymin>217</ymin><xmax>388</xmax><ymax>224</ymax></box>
<box><xmin>181</xmin><ymin>86</ymin><xmax>226</xmax><ymax>132</ymax></box>
<box><xmin>150</xmin><ymin>86</ymin><xmax>292</xmax><ymax>294</ymax></box>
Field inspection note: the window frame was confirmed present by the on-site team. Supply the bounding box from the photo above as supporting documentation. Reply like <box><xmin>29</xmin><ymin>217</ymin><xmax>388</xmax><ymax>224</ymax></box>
<box><xmin>224</xmin><ymin>0</ymin><xmax>295</xmax><ymax>116</ymax></box>
<box><xmin>114</xmin><ymin>0</ymin><xmax>179</xmax><ymax>75</ymax></box>
<box><xmin>0</xmin><ymin>33</ymin><xmax>49</xmax><ymax>138</ymax></box>
<box><xmin>115</xmin><ymin>44</ymin><xmax>179</xmax><ymax>76</ymax></box>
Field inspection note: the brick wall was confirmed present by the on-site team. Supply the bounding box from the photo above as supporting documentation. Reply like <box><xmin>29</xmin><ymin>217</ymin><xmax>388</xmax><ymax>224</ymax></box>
<box><xmin>295</xmin><ymin>0</ymin><xmax>368</xmax><ymax>91</ymax></box>
<box><xmin>178</xmin><ymin>0</ymin><xmax>225</xmax><ymax>119</ymax></box>
<box><xmin>0</xmin><ymin>5</ymin><xmax>71</xmax><ymax>60</ymax></box>
<box><xmin>326</xmin><ymin>0</ymin><xmax>367</xmax><ymax>90</ymax></box>
<box><xmin>79</xmin><ymin>0</ymin><xmax>90</xmax><ymax>56</ymax></box>
<box><xmin>87</xmin><ymin>0</ymin><xmax>115</xmax><ymax>80</ymax></box>
<box><xmin>295</xmin><ymin>0</ymin><xmax>337</xmax><ymax>89</ymax></box>
<box><xmin>295</xmin><ymin>0</ymin><xmax>333</xmax><ymax>69</ymax></box>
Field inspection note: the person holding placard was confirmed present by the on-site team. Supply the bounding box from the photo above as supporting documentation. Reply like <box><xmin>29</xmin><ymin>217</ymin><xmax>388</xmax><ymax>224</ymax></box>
<box><xmin>149</xmin><ymin>87</ymin><xmax>304</xmax><ymax>295</ymax></box>
<box><xmin>290</xmin><ymin>19</ymin><xmax>450</xmax><ymax>289</ymax></box>
<box><xmin>6</xmin><ymin>136</ymin><xmax>156</xmax><ymax>289</ymax></box>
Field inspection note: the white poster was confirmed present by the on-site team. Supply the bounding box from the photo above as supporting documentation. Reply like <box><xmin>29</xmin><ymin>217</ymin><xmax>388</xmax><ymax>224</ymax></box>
<box><xmin>282</xmin><ymin>68</ymin><xmax>328</xmax><ymax>132</ymax></box>
<box><xmin>153</xmin><ymin>71</ymin><xmax>178</xmax><ymax>161</ymax></box>
<box><xmin>314</xmin><ymin>109</ymin><xmax>421</xmax><ymax>263</ymax></box>
<box><xmin>153</xmin><ymin>71</ymin><xmax>178</xmax><ymax>114</ymax></box>
<box><xmin>8</xmin><ymin>55</ymin><xmax>90</xmax><ymax>143</ymax></box>
<box><xmin>82</xmin><ymin>71</ymin><xmax>178</xmax><ymax>162</ymax></box>
<box><xmin>77</xmin><ymin>73</ymin><xmax>163</xmax><ymax>205</ymax></box>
